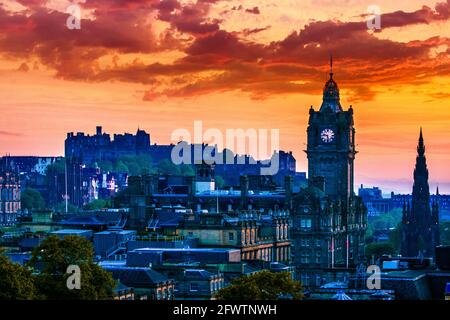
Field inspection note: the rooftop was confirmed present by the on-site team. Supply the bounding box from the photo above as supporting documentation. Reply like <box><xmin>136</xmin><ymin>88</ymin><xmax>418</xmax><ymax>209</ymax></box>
<box><xmin>131</xmin><ymin>247</ymin><xmax>240</xmax><ymax>254</ymax></box>
<box><xmin>51</xmin><ymin>229</ymin><xmax>92</xmax><ymax>234</ymax></box>
<box><xmin>383</xmin><ymin>269</ymin><xmax>450</xmax><ymax>280</ymax></box>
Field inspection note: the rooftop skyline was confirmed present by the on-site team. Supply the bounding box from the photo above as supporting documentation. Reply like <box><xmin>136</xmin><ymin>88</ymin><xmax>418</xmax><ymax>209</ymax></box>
<box><xmin>0</xmin><ymin>0</ymin><xmax>449</xmax><ymax>194</ymax></box>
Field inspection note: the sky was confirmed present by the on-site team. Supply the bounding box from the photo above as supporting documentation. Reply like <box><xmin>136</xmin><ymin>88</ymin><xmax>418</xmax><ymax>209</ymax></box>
<box><xmin>0</xmin><ymin>0</ymin><xmax>450</xmax><ymax>194</ymax></box>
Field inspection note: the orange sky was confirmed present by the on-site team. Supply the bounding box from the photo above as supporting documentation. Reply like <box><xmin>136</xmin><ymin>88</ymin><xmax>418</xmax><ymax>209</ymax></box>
<box><xmin>0</xmin><ymin>0</ymin><xmax>450</xmax><ymax>194</ymax></box>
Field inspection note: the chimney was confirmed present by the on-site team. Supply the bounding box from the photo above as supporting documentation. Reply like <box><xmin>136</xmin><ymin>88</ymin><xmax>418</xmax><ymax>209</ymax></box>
<box><xmin>240</xmin><ymin>175</ymin><xmax>249</xmax><ymax>209</ymax></box>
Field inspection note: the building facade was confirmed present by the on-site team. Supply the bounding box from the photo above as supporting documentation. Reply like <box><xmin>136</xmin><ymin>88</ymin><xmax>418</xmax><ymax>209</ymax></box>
<box><xmin>178</xmin><ymin>209</ymin><xmax>291</xmax><ymax>263</ymax></box>
<box><xmin>291</xmin><ymin>59</ymin><xmax>367</xmax><ymax>287</ymax></box>
<box><xmin>0</xmin><ymin>169</ymin><xmax>21</xmax><ymax>226</ymax></box>
<box><xmin>64</xmin><ymin>127</ymin><xmax>302</xmax><ymax>207</ymax></box>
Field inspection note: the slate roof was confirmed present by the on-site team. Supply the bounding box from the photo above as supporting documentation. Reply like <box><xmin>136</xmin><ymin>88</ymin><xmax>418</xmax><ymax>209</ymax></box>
<box><xmin>184</xmin><ymin>269</ymin><xmax>217</xmax><ymax>280</ymax></box>
<box><xmin>104</xmin><ymin>267</ymin><xmax>171</xmax><ymax>288</ymax></box>
<box><xmin>60</xmin><ymin>216</ymin><xmax>109</xmax><ymax>226</ymax></box>
<box><xmin>59</xmin><ymin>212</ymin><xmax>122</xmax><ymax>226</ymax></box>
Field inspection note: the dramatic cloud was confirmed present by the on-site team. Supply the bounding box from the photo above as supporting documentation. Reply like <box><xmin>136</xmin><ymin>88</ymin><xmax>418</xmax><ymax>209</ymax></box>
<box><xmin>245</xmin><ymin>7</ymin><xmax>260</xmax><ymax>15</ymax></box>
<box><xmin>1</xmin><ymin>0</ymin><xmax>450</xmax><ymax>101</ymax></box>
<box><xmin>0</xmin><ymin>130</ymin><xmax>24</xmax><ymax>137</ymax></box>
<box><xmin>156</xmin><ymin>0</ymin><xmax>221</xmax><ymax>35</ymax></box>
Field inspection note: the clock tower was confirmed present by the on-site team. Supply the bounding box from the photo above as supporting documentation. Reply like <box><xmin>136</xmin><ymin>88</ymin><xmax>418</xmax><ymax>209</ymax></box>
<box><xmin>306</xmin><ymin>57</ymin><xmax>356</xmax><ymax>200</ymax></box>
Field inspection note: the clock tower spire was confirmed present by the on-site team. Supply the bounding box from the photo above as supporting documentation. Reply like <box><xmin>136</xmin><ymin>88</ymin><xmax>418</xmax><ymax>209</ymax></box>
<box><xmin>320</xmin><ymin>56</ymin><xmax>343</xmax><ymax>113</ymax></box>
<box><xmin>330</xmin><ymin>55</ymin><xmax>333</xmax><ymax>78</ymax></box>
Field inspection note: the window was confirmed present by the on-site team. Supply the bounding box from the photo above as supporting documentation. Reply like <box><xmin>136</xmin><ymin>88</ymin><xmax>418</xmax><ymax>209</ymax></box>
<box><xmin>300</xmin><ymin>219</ymin><xmax>312</xmax><ymax>229</ymax></box>
<box><xmin>301</xmin><ymin>251</ymin><xmax>310</xmax><ymax>264</ymax></box>
<box><xmin>228</xmin><ymin>232</ymin><xmax>234</xmax><ymax>241</ymax></box>
<box><xmin>301</xmin><ymin>274</ymin><xmax>309</xmax><ymax>286</ymax></box>
<box><xmin>190</xmin><ymin>283</ymin><xmax>199</xmax><ymax>292</ymax></box>
<box><xmin>316</xmin><ymin>275</ymin><xmax>322</xmax><ymax>286</ymax></box>
<box><xmin>188</xmin><ymin>231</ymin><xmax>194</xmax><ymax>237</ymax></box>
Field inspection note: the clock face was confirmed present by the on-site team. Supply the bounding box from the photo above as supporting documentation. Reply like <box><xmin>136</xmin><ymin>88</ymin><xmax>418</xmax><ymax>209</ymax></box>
<box><xmin>321</xmin><ymin>128</ymin><xmax>335</xmax><ymax>143</ymax></box>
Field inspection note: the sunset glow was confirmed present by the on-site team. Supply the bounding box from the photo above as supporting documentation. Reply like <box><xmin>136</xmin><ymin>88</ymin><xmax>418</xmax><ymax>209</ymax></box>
<box><xmin>1</xmin><ymin>0</ymin><xmax>450</xmax><ymax>193</ymax></box>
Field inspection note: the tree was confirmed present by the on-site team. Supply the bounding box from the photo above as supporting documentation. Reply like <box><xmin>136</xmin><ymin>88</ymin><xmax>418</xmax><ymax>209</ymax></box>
<box><xmin>114</xmin><ymin>160</ymin><xmax>129</xmax><ymax>173</ymax></box>
<box><xmin>440</xmin><ymin>221</ymin><xmax>450</xmax><ymax>245</ymax></box>
<box><xmin>365</xmin><ymin>242</ymin><xmax>395</xmax><ymax>260</ymax></box>
<box><xmin>158</xmin><ymin>159</ymin><xmax>181</xmax><ymax>175</ymax></box>
<box><xmin>127</xmin><ymin>162</ymin><xmax>141</xmax><ymax>176</ymax></box>
<box><xmin>215</xmin><ymin>175</ymin><xmax>225</xmax><ymax>189</ymax></box>
<box><xmin>368</xmin><ymin>208</ymin><xmax>403</xmax><ymax>231</ymax></box>
<box><xmin>54</xmin><ymin>201</ymin><xmax>78</xmax><ymax>213</ymax></box>
<box><xmin>28</xmin><ymin>236</ymin><xmax>115</xmax><ymax>300</ymax></box>
<box><xmin>0</xmin><ymin>252</ymin><xmax>36</xmax><ymax>300</ymax></box>
<box><xmin>180</xmin><ymin>164</ymin><xmax>194</xmax><ymax>176</ymax></box>
<box><xmin>21</xmin><ymin>188</ymin><xmax>45</xmax><ymax>211</ymax></box>
<box><xmin>112</xmin><ymin>155</ymin><xmax>154</xmax><ymax>175</ymax></box>
<box><xmin>134</xmin><ymin>154</ymin><xmax>153</xmax><ymax>174</ymax></box>
<box><xmin>45</xmin><ymin>159</ymin><xmax>65</xmax><ymax>176</ymax></box>
<box><xmin>215</xmin><ymin>270</ymin><xmax>303</xmax><ymax>300</ymax></box>
<box><xmin>97</xmin><ymin>160</ymin><xmax>113</xmax><ymax>172</ymax></box>
<box><xmin>389</xmin><ymin>223</ymin><xmax>403</xmax><ymax>253</ymax></box>
<box><xmin>83</xmin><ymin>199</ymin><xmax>110</xmax><ymax>210</ymax></box>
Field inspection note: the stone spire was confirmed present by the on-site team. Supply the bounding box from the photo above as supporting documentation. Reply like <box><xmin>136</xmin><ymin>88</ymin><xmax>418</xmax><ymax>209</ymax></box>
<box><xmin>417</xmin><ymin>127</ymin><xmax>425</xmax><ymax>156</ymax></box>
<box><xmin>402</xmin><ymin>128</ymin><xmax>439</xmax><ymax>258</ymax></box>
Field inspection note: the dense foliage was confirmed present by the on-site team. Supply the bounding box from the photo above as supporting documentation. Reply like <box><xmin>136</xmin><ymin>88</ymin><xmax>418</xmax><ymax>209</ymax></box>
<box><xmin>215</xmin><ymin>270</ymin><xmax>303</xmax><ymax>300</ymax></box>
<box><xmin>21</xmin><ymin>187</ymin><xmax>45</xmax><ymax>211</ymax></box>
<box><xmin>27</xmin><ymin>236</ymin><xmax>115</xmax><ymax>300</ymax></box>
<box><xmin>0</xmin><ymin>252</ymin><xmax>37</xmax><ymax>300</ymax></box>
<box><xmin>365</xmin><ymin>242</ymin><xmax>396</xmax><ymax>261</ymax></box>
<box><xmin>83</xmin><ymin>199</ymin><xmax>111</xmax><ymax>210</ymax></box>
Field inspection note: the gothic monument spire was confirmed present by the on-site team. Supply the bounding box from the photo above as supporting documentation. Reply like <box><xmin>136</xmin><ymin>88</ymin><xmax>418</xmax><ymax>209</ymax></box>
<box><xmin>401</xmin><ymin>128</ymin><xmax>440</xmax><ymax>258</ymax></box>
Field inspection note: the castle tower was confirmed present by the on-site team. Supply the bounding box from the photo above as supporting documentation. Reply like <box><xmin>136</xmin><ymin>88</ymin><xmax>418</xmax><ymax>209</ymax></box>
<box><xmin>401</xmin><ymin>128</ymin><xmax>440</xmax><ymax>258</ymax></box>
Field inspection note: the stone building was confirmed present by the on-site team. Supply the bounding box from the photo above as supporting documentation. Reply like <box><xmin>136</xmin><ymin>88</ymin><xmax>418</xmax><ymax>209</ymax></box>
<box><xmin>65</xmin><ymin>126</ymin><xmax>151</xmax><ymax>165</ymax></box>
<box><xmin>291</xmin><ymin>58</ymin><xmax>367</xmax><ymax>287</ymax></box>
<box><xmin>64</xmin><ymin>127</ymin><xmax>301</xmax><ymax>207</ymax></box>
<box><xmin>112</xmin><ymin>59</ymin><xmax>366</xmax><ymax>288</ymax></box>
<box><xmin>103</xmin><ymin>266</ymin><xmax>174</xmax><ymax>300</ymax></box>
<box><xmin>178</xmin><ymin>209</ymin><xmax>291</xmax><ymax>263</ymax></box>
<box><xmin>0</xmin><ymin>169</ymin><xmax>21</xmax><ymax>226</ymax></box>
